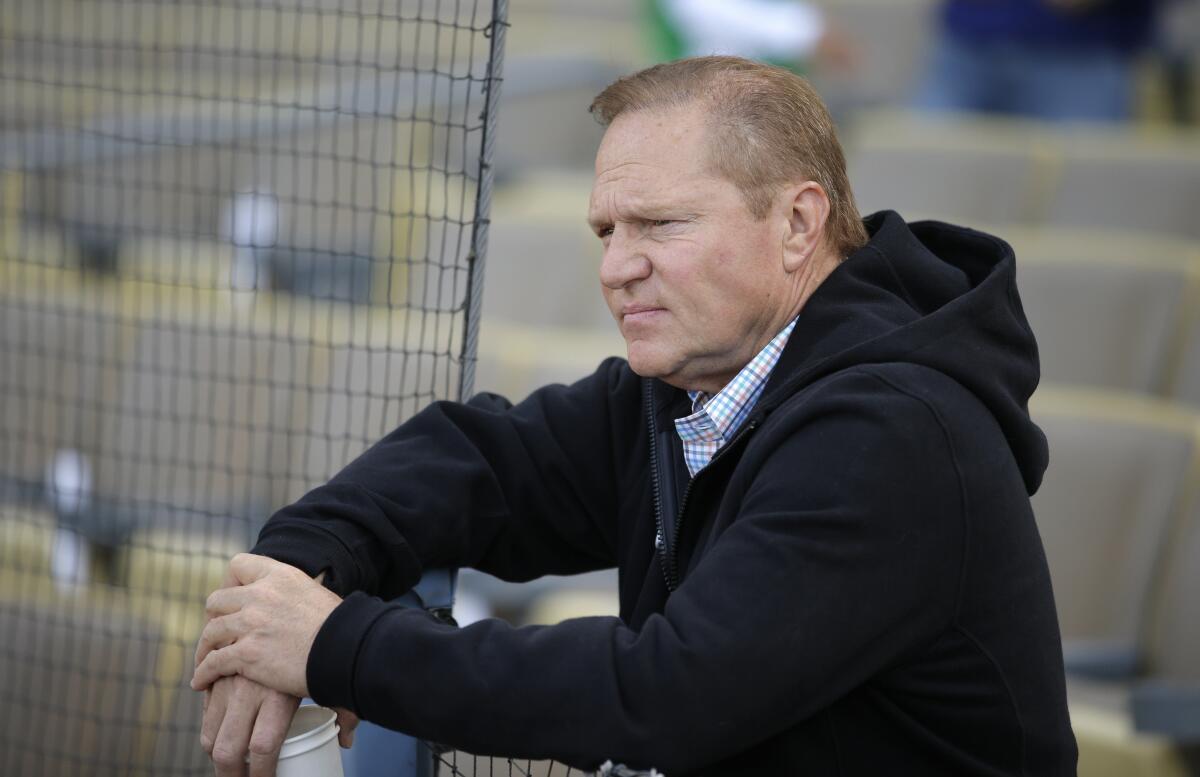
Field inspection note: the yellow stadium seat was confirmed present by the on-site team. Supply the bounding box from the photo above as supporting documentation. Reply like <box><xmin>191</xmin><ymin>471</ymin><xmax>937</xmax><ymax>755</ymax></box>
<box><xmin>1008</xmin><ymin>232</ymin><xmax>1200</xmax><ymax>396</ymax></box>
<box><xmin>1031</xmin><ymin>387</ymin><xmax>1200</xmax><ymax>774</ymax></box>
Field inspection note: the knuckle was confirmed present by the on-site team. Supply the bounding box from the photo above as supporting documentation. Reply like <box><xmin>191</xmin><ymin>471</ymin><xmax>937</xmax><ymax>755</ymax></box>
<box><xmin>248</xmin><ymin>735</ymin><xmax>279</xmax><ymax>757</ymax></box>
<box><xmin>211</xmin><ymin>746</ymin><xmax>242</xmax><ymax>768</ymax></box>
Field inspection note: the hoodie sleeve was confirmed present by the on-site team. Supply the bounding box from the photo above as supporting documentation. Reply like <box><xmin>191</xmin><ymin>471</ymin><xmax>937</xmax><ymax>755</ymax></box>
<box><xmin>251</xmin><ymin>357</ymin><xmax>637</xmax><ymax>599</ymax></box>
<box><xmin>304</xmin><ymin>369</ymin><xmax>966</xmax><ymax>774</ymax></box>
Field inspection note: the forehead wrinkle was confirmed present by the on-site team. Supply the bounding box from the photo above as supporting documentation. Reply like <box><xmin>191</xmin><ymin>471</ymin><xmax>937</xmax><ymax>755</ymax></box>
<box><xmin>590</xmin><ymin>164</ymin><xmax>712</xmax><ymax>221</ymax></box>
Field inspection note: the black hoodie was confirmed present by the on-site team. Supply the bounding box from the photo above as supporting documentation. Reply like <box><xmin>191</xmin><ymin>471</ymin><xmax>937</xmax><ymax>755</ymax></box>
<box><xmin>255</xmin><ymin>212</ymin><xmax>1078</xmax><ymax>775</ymax></box>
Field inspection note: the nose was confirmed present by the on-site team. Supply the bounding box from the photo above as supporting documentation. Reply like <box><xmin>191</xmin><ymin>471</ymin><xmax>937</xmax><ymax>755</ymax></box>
<box><xmin>599</xmin><ymin>226</ymin><xmax>651</xmax><ymax>290</ymax></box>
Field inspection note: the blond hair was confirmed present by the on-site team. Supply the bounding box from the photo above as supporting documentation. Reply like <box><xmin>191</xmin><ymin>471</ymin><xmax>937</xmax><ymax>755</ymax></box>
<box><xmin>590</xmin><ymin>56</ymin><xmax>868</xmax><ymax>258</ymax></box>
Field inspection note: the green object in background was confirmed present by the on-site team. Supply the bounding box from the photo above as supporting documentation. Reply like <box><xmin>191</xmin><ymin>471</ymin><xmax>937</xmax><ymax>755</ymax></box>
<box><xmin>641</xmin><ymin>0</ymin><xmax>812</xmax><ymax>74</ymax></box>
<box><xmin>644</xmin><ymin>0</ymin><xmax>688</xmax><ymax>62</ymax></box>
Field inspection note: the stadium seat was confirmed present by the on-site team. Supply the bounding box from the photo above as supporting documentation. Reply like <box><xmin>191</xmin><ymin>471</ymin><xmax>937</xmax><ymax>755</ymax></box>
<box><xmin>98</xmin><ymin>307</ymin><xmax>319</xmax><ymax>527</ymax></box>
<box><xmin>0</xmin><ymin>505</ymin><xmax>56</xmax><ymax>577</ymax></box>
<box><xmin>1029</xmin><ymin>387</ymin><xmax>1200</xmax><ymax>666</ymax></box>
<box><xmin>484</xmin><ymin>172</ymin><xmax>613</xmax><ymax>331</ymax></box>
<box><xmin>1009</xmin><ymin>233</ymin><xmax>1200</xmax><ymax>395</ymax></box>
<box><xmin>1031</xmin><ymin>387</ymin><xmax>1200</xmax><ymax>774</ymax></box>
<box><xmin>1142</xmin><ymin>473</ymin><xmax>1200</xmax><ymax>697</ymax></box>
<box><xmin>116</xmin><ymin>532</ymin><xmax>232</xmax><ymax>774</ymax></box>
<box><xmin>1065</xmin><ymin>435</ymin><xmax>1200</xmax><ymax>776</ymax></box>
<box><xmin>0</xmin><ymin>276</ymin><xmax>127</xmax><ymax>507</ymax></box>
<box><xmin>848</xmin><ymin>111</ymin><xmax>1200</xmax><ymax>242</ymax></box>
<box><xmin>293</xmin><ymin>305</ymin><xmax>461</xmax><ymax>482</ymax></box>
<box><xmin>0</xmin><ymin>596</ymin><xmax>164</xmax><ymax>777</ymax></box>
<box><xmin>482</xmin><ymin>217</ymin><xmax>609</xmax><ymax>330</ymax></box>
<box><xmin>1070</xmin><ymin>700</ymin><xmax>1199</xmax><ymax>777</ymax></box>
<box><xmin>1045</xmin><ymin>129</ymin><xmax>1200</xmax><ymax>241</ymax></box>
<box><xmin>846</xmin><ymin>112</ymin><xmax>1051</xmax><ymax>228</ymax></box>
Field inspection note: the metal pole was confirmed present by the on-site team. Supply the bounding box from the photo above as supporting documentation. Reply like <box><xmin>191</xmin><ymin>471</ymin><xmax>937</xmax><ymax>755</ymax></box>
<box><xmin>457</xmin><ymin>0</ymin><xmax>508</xmax><ymax>402</ymax></box>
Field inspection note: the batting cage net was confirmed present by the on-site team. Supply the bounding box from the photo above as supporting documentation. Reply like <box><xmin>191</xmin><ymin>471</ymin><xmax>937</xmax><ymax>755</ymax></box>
<box><xmin>0</xmin><ymin>0</ymin><xmax>562</xmax><ymax>774</ymax></box>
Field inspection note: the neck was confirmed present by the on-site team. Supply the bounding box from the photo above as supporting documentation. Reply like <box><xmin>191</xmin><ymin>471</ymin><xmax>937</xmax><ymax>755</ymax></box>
<box><xmin>774</xmin><ymin>245</ymin><xmax>842</xmax><ymax>338</ymax></box>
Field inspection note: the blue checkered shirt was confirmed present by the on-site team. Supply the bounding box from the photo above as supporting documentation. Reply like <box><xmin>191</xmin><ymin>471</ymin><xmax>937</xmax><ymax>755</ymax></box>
<box><xmin>674</xmin><ymin>317</ymin><xmax>797</xmax><ymax>477</ymax></box>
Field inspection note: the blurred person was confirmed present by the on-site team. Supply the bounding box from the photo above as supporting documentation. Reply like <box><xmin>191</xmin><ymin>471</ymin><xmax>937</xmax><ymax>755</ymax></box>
<box><xmin>191</xmin><ymin>57</ymin><xmax>1077</xmax><ymax>776</ymax></box>
<box><xmin>916</xmin><ymin>0</ymin><xmax>1163</xmax><ymax>121</ymax></box>
<box><xmin>647</xmin><ymin>0</ymin><xmax>858</xmax><ymax>73</ymax></box>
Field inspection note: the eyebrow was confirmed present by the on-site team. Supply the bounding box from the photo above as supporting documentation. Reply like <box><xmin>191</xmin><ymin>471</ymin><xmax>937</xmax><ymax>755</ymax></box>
<box><xmin>587</xmin><ymin>202</ymin><xmax>699</xmax><ymax>231</ymax></box>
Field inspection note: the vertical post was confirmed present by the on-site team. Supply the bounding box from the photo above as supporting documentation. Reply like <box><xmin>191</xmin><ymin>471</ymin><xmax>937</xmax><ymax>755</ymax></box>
<box><xmin>457</xmin><ymin>0</ymin><xmax>508</xmax><ymax>402</ymax></box>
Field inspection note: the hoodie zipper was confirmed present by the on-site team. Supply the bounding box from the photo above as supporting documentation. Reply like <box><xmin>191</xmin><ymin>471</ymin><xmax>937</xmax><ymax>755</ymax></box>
<box><xmin>647</xmin><ymin>380</ymin><xmax>760</xmax><ymax>592</ymax></box>
<box><xmin>645</xmin><ymin>382</ymin><xmax>672</xmax><ymax>593</ymax></box>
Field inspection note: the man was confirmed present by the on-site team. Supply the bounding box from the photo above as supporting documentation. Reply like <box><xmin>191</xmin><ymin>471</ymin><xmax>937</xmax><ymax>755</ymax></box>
<box><xmin>192</xmin><ymin>57</ymin><xmax>1078</xmax><ymax>775</ymax></box>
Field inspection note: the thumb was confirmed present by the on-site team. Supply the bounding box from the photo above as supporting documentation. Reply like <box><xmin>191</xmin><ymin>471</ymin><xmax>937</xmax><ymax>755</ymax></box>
<box><xmin>229</xmin><ymin>552</ymin><xmax>274</xmax><ymax>585</ymax></box>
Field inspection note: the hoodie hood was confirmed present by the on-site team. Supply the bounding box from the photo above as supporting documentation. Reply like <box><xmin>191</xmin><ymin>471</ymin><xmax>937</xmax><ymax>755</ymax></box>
<box><xmin>758</xmin><ymin>210</ymin><xmax>1048</xmax><ymax>495</ymax></box>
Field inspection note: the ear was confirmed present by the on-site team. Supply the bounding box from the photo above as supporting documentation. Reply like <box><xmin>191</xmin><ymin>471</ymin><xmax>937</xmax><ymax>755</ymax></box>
<box><xmin>782</xmin><ymin>182</ymin><xmax>830</xmax><ymax>274</ymax></box>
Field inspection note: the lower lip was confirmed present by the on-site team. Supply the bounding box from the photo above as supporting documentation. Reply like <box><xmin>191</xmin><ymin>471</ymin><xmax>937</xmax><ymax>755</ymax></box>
<box><xmin>623</xmin><ymin>309</ymin><xmax>665</xmax><ymax>325</ymax></box>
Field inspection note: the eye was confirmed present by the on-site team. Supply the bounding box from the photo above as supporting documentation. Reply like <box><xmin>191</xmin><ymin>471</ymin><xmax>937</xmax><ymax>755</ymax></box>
<box><xmin>596</xmin><ymin>225</ymin><xmax>613</xmax><ymax>239</ymax></box>
<box><xmin>650</xmin><ymin>219</ymin><xmax>674</xmax><ymax>228</ymax></box>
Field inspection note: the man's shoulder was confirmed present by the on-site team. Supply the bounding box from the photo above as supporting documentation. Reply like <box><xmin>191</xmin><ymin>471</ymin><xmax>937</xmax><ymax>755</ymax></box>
<box><xmin>753</xmin><ymin>363</ymin><xmax>1013</xmax><ymax>472</ymax></box>
<box><xmin>772</xmin><ymin>363</ymin><xmax>980</xmax><ymax>424</ymax></box>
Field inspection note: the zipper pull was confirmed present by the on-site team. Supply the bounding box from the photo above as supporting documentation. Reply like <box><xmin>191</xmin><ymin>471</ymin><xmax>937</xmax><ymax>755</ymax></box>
<box><xmin>654</xmin><ymin>531</ymin><xmax>665</xmax><ymax>552</ymax></box>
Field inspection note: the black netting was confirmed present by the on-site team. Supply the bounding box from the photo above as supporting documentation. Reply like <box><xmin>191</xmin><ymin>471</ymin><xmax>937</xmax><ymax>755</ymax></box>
<box><xmin>0</xmin><ymin>1</ymin><xmax>531</xmax><ymax>774</ymax></box>
<box><xmin>434</xmin><ymin>752</ymin><xmax>589</xmax><ymax>777</ymax></box>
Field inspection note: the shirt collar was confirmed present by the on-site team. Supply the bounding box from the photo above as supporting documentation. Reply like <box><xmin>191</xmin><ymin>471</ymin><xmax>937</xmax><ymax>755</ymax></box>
<box><xmin>681</xmin><ymin>316</ymin><xmax>798</xmax><ymax>442</ymax></box>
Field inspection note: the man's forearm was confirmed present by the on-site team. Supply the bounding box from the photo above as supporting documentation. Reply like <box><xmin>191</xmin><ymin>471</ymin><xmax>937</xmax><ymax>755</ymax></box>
<box><xmin>254</xmin><ymin>364</ymin><xmax>630</xmax><ymax>598</ymax></box>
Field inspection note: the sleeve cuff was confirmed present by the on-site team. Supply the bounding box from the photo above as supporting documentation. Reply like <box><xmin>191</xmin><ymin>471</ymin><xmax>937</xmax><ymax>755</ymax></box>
<box><xmin>306</xmin><ymin>591</ymin><xmax>390</xmax><ymax>711</ymax></box>
<box><xmin>252</xmin><ymin>522</ymin><xmax>360</xmax><ymax>595</ymax></box>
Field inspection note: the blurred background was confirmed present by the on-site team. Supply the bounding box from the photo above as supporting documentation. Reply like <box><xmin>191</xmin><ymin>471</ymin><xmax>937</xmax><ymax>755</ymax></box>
<box><xmin>1</xmin><ymin>0</ymin><xmax>1199</xmax><ymax>775</ymax></box>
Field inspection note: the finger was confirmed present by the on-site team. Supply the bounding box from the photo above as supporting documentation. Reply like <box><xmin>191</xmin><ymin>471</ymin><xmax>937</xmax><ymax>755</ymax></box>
<box><xmin>203</xmin><ymin>565</ymin><xmax>242</xmax><ymax>626</ymax></box>
<box><xmin>196</xmin><ymin>614</ymin><xmax>242</xmax><ymax>667</ymax></box>
<box><xmin>247</xmin><ymin>693</ymin><xmax>298</xmax><ymax>777</ymax></box>
<box><xmin>210</xmin><ymin>683</ymin><xmax>261</xmax><ymax>777</ymax></box>
<box><xmin>335</xmin><ymin>708</ymin><xmax>359</xmax><ymax>749</ymax></box>
<box><xmin>222</xmin><ymin>563</ymin><xmax>239</xmax><ymax>589</ymax></box>
<box><xmin>230</xmin><ymin>553</ymin><xmax>275</xmax><ymax>586</ymax></box>
<box><xmin>192</xmin><ymin>644</ymin><xmax>240</xmax><ymax>691</ymax></box>
<box><xmin>206</xmin><ymin>586</ymin><xmax>252</xmax><ymax>619</ymax></box>
<box><xmin>201</xmin><ymin>679</ymin><xmax>231</xmax><ymax>755</ymax></box>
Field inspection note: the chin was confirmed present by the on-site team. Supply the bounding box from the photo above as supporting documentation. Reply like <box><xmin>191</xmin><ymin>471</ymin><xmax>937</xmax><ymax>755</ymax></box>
<box><xmin>623</xmin><ymin>346</ymin><xmax>688</xmax><ymax>388</ymax></box>
<box><xmin>623</xmin><ymin>345</ymin><xmax>665</xmax><ymax>379</ymax></box>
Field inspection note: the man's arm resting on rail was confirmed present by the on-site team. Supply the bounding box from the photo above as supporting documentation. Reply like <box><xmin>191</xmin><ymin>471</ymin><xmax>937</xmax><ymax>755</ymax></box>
<box><xmin>194</xmin><ymin>374</ymin><xmax>965</xmax><ymax>773</ymax></box>
<box><xmin>251</xmin><ymin>358</ymin><xmax>636</xmax><ymax>599</ymax></box>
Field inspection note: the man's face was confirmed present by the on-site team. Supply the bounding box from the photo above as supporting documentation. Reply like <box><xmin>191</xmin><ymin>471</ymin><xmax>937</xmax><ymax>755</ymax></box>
<box><xmin>588</xmin><ymin>105</ymin><xmax>793</xmax><ymax>394</ymax></box>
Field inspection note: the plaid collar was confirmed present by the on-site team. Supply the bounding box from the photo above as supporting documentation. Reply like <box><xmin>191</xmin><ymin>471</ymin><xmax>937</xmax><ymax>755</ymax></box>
<box><xmin>674</xmin><ymin>317</ymin><xmax>797</xmax><ymax>477</ymax></box>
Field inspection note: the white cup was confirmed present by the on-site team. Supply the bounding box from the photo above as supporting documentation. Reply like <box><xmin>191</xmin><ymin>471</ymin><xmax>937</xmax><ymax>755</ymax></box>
<box><xmin>275</xmin><ymin>705</ymin><xmax>344</xmax><ymax>777</ymax></box>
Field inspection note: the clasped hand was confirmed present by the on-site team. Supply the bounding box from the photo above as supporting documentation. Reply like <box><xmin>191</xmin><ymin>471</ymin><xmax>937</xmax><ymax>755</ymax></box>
<box><xmin>193</xmin><ymin>554</ymin><xmax>356</xmax><ymax>777</ymax></box>
<box><xmin>192</xmin><ymin>553</ymin><xmax>342</xmax><ymax>697</ymax></box>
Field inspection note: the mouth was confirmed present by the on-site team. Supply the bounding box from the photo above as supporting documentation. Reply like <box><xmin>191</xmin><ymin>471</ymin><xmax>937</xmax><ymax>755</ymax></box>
<box><xmin>621</xmin><ymin>304</ymin><xmax>665</xmax><ymax>320</ymax></box>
